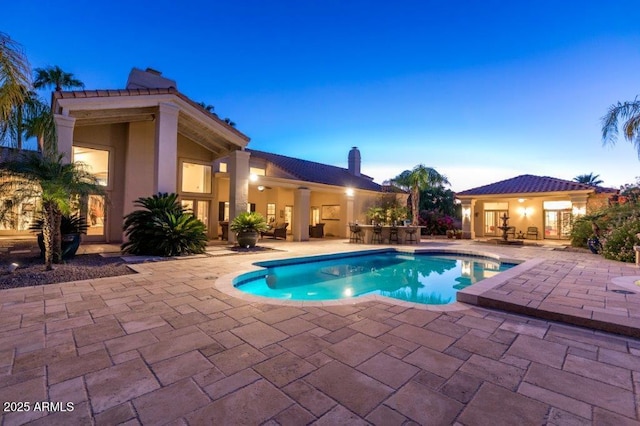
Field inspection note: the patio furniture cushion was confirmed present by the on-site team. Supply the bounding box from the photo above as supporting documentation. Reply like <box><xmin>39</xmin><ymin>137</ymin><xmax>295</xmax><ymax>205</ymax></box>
<box><xmin>261</xmin><ymin>222</ymin><xmax>288</xmax><ymax>239</ymax></box>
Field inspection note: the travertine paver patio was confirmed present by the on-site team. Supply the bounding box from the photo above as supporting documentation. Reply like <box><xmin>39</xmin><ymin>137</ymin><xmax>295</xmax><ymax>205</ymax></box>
<box><xmin>1</xmin><ymin>239</ymin><xmax>639</xmax><ymax>425</ymax></box>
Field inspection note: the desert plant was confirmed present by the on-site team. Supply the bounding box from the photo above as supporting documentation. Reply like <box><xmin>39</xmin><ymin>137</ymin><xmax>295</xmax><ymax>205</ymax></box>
<box><xmin>121</xmin><ymin>193</ymin><xmax>207</xmax><ymax>256</ymax></box>
<box><xmin>229</xmin><ymin>212</ymin><xmax>269</xmax><ymax>233</ymax></box>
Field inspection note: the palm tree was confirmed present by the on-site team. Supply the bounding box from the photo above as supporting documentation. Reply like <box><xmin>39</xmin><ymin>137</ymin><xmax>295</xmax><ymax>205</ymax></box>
<box><xmin>33</xmin><ymin>65</ymin><xmax>84</xmax><ymax>92</ymax></box>
<box><xmin>392</xmin><ymin>165</ymin><xmax>450</xmax><ymax>225</ymax></box>
<box><xmin>574</xmin><ymin>173</ymin><xmax>603</xmax><ymax>186</ymax></box>
<box><xmin>0</xmin><ymin>32</ymin><xmax>31</xmax><ymax>137</ymax></box>
<box><xmin>0</xmin><ymin>151</ymin><xmax>103</xmax><ymax>269</ymax></box>
<box><xmin>601</xmin><ymin>97</ymin><xmax>640</xmax><ymax>158</ymax></box>
<box><xmin>1</xmin><ymin>90</ymin><xmax>50</xmax><ymax>150</ymax></box>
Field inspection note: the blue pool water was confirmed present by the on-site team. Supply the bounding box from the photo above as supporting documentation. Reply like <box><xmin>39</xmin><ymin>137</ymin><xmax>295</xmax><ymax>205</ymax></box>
<box><xmin>234</xmin><ymin>250</ymin><xmax>515</xmax><ymax>305</ymax></box>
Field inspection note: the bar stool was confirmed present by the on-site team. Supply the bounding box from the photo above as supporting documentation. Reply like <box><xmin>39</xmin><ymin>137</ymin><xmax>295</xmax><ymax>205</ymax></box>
<box><xmin>372</xmin><ymin>225</ymin><xmax>383</xmax><ymax>244</ymax></box>
<box><xmin>349</xmin><ymin>223</ymin><xmax>363</xmax><ymax>243</ymax></box>
<box><xmin>405</xmin><ymin>227</ymin><xmax>417</xmax><ymax>244</ymax></box>
<box><xmin>389</xmin><ymin>227</ymin><xmax>399</xmax><ymax>244</ymax></box>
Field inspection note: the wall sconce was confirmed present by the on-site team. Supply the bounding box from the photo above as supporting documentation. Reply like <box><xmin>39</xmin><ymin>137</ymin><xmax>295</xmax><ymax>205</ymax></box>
<box><xmin>249</xmin><ymin>173</ymin><xmax>258</xmax><ymax>182</ymax></box>
<box><xmin>518</xmin><ymin>207</ymin><xmax>531</xmax><ymax>217</ymax></box>
<box><xmin>462</xmin><ymin>207</ymin><xmax>471</xmax><ymax>220</ymax></box>
<box><xmin>257</xmin><ymin>185</ymin><xmax>265</xmax><ymax>192</ymax></box>
<box><xmin>572</xmin><ymin>206</ymin><xmax>586</xmax><ymax>216</ymax></box>
<box><xmin>345</xmin><ymin>188</ymin><xmax>354</xmax><ymax>197</ymax></box>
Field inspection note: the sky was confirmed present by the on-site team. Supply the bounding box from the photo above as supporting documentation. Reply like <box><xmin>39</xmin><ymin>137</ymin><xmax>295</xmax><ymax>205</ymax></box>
<box><xmin>3</xmin><ymin>1</ymin><xmax>640</xmax><ymax>191</ymax></box>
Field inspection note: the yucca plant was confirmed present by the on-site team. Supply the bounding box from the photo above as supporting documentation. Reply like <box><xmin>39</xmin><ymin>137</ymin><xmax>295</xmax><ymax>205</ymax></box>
<box><xmin>121</xmin><ymin>193</ymin><xmax>207</xmax><ymax>256</ymax></box>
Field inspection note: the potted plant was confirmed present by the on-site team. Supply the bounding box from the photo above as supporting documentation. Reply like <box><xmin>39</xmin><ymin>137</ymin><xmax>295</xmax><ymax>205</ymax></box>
<box><xmin>446</xmin><ymin>229</ymin><xmax>455</xmax><ymax>239</ymax></box>
<box><xmin>454</xmin><ymin>229</ymin><xmax>463</xmax><ymax>239</ymax></box>
<box><xmin>30</xmin><ymin>213</ymin><xmax>88</xmax><ymax>259</ymax></box>
<box><xmin>230</xmin><ymin>212</ymin><xmax>269</xmax><ymax>248</ymax></box>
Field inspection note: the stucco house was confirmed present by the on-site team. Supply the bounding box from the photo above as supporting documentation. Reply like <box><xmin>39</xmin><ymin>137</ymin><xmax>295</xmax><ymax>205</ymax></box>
<box><xmin>456</xmin><ymin>174</ymin><xmax>618</xmax><ymax>240</ymax></box>
<box><xmin>34</xmin><ymin>68</ymin><xmax>394</xmax><ymax>243</ymax></box>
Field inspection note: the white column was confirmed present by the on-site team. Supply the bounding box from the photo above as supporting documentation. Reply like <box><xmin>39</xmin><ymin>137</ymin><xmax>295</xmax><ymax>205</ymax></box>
<box><xmin>461</xmin><ymin>199</ymin><xmax>475</xmax><ymax>239</ymax></box>
<box><xmin>228</xmin><ymin>150</ymin><xmax>250</xmax><ymax>243</ymax></box>
<box><xmin>154</xmin><ymin>102</ymin><xmax>179</xmax><ymax>193</ymax></box>
<box><xmin>53</xmin><ymin>114</ymin><xmax>76</xmax><ymax>163</ymax></box>
<box><xmin>293</xmin><ymin>187</ymin><xmax>311</xmax><ymax>241</ymax></box>
<box><xmin>344</xmin><ymin>193</ymin><xmax>355</xmax><ymax>238</ymax></box>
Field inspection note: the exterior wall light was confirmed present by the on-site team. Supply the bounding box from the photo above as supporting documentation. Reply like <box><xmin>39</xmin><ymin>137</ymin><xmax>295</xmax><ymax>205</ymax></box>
<box><xmin>345</xmin><ymin>188</ymin><xmax>354</xmax><ymax>197</ymax></box>
<box><xmin>249</xmin><ymin>174</ymin><xmax>258</xmax><ymax>182</ymax></box>
<box><xmin>257</xmin><ymin>185</ymin><xmax>265</xmax><ymax>192</ymax></box>
<box><xmin>462</xmin><ymin>207</ymin><xmax>471</xmax><ymax>220</ymax></box>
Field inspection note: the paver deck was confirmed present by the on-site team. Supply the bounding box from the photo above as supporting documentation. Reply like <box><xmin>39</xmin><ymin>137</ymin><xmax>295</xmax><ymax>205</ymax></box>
<box><xmin>1</xmin><ymin>239</ymin><xmax>639</xmax><ymax>425</ymax></box>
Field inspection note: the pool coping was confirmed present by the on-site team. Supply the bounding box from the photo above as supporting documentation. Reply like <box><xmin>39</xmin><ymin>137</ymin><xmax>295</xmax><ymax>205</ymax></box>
<box><xmin>214</xmin><ymin>247</ymin><xmax>530</xmax><ymax>312</ymax></box>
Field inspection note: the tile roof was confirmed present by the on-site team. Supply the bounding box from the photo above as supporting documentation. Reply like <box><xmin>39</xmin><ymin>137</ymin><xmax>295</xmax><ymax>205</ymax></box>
<box><xmin>247</xmin><ymin>149</ymin><xmax>382</xmax><ymax>192</ymax></box>
<box><xmin>456</xmin><ymin>174</ymin><xmax>618</xmax><ymax>196</ymax></box>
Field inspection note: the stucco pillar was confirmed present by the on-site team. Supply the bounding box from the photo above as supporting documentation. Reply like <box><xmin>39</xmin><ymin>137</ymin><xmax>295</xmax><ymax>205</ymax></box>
<box><xmin>154</xmin><ymin>102</ymin><xmax>179</xmax><ymax>193</ymax></box>
<box><xmin>461</xmin><ymin>199</ymin><xmax>475</xmax><ymax>239</ymax></box>
<box><xmin>345</xmin><ymin>192</ymin><xmax>355</xmax><ymax>238</ymax></box>
<box><xmin>293</xmin><ymin>187</ymin><xmax>311</xmax><ymax>241</ymax></box>
<box><xmin>228</xmin><ymin>150</ymin><xmax>250</xmax><ymax>243</ymax></box>
<box><xmin>53</xmin><ymin>114</ymin><xmax>76</xmax><ymax>163</ymax></box>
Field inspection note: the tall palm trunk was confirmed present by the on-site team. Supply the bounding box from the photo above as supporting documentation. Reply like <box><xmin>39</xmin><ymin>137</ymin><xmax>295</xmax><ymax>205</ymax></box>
<box><xmin>411</xmin><ymin>186</ymin><xmax>420</xmax><ymax>226</ymax></box>
<box><xmin>42</xmin><ymin>201</ymin><xmax>56</xmax><ymax>270</ymax></box>
<box><xmin>52</xmin><ymin>209</ymin><xmax>62</xmax><ymax>264</ymax></box>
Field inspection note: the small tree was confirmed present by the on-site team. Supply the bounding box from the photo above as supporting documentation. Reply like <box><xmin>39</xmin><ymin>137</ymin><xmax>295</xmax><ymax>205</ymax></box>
<box><xmin>0</xmin><ymin>151</ymin><xmax>103</xmax><ymax>269</ymax></box>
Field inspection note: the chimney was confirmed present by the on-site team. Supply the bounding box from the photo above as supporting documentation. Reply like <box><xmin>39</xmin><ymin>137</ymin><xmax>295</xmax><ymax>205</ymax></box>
<box><xmin>126</xmin><ymin>67</ymin><xmax>177</xmax><ymax>90</ymax></box>
<box><xmin>348</xmin><ymin>147</ymin><xmax>361</xmax><ymax>176</ymax></box>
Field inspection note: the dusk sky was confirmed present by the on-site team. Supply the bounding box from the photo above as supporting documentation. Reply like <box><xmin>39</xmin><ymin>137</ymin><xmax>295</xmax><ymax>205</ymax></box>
<box><xmin>3</xmin><ymin>1</ymin><xmax>640</xmax><ymax>191</ymax></box>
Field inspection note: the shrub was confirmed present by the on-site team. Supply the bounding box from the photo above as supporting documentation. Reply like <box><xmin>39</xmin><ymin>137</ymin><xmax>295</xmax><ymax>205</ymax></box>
<box><xmin>602</xmin><ymin>218</ymin><xmax>640</xmax><ymax>263</ymax></box>
<box><xmin>121</xmin><ymin>193</ymin><xmax>207</xmax><ymax>256</ymax></box>
<box><xmin>418</xmin><ymin>210</ymin><xmax>459</xmax><ymax>235</ymax></box>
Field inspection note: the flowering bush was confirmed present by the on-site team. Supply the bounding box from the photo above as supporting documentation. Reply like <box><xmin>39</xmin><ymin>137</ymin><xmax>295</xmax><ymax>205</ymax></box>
<box><xmin>602</xmin><ymin>218</ymin><xmax>640</xmax><ymax>262</ymax></box>
<box><xmin>418</xmin><ymin>210</ymin><xmax>460</xmax><ymax>235</ymax></box>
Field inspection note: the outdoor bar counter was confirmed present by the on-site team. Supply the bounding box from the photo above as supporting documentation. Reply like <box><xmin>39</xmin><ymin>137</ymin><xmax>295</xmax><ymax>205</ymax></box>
<box><xmin>356</xmin><ymin>225</ymin><xmax>423</xmax><ymax>244</ymax></box>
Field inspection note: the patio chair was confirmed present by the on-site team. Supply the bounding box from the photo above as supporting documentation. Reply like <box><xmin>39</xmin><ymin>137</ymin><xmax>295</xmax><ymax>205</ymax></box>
<box><xmin>526</xmin><ymin>226</ymin><xmax>539</xmax><ymax>240</ymax></box>
<box><xmin>261</xmin><ymin>222</ymin><xmax>288</xmax><ymax>239</ymax></box>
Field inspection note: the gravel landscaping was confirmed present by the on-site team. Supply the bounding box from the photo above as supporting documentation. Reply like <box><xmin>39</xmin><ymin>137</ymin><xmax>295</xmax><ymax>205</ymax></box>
<box><xmin>0</xmin><ymin>252</ymin><xmax>135</xmax><ymax>289</ymax></box>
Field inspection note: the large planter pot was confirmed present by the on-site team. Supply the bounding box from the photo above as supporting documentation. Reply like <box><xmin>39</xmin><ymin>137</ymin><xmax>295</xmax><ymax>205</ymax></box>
<box><xmin>236</xmin><ymin>230</ymin><xmax>259</xmax><ymax>248</ymax></box>
<box><xmin>37</xmin><ymin>233</ymin><xmax>82</xmax><ymax>260</ymax></box>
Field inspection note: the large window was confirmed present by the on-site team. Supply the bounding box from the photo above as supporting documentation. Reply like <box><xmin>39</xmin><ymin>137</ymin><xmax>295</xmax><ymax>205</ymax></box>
<box><xmin>266</xmin><ymin>203</ymin><xmax>276</xmax><ymax>224</ymax></box>
<box><xmin>73</xmin><ymin>146</ymin><xmax>109</xmax><ymax>186</ymax></box>
<box><xmin>182</xmin><ymin>162</ymin><xmax>212</xmax><ymax>193</ymax></box>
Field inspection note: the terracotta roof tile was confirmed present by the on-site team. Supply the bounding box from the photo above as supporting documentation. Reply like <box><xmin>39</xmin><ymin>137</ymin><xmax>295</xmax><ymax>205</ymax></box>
<box><xmin>247</xmin><ymin>149</ymin><xmax>382</xmax><ymax>192</ymax></box>
<box><xmin>457</xmin><ymin>174</ymin><xmax>617</xmax><ymax>196</ymax></box>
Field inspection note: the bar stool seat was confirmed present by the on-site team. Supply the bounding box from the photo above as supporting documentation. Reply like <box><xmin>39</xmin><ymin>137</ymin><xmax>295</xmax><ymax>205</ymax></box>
<box><xmin>389</xmin><ymin>227</ymin><xmax>399</xmax><ymax>244</ymax></box>
<box><xmin>405</xmin><ymin>227</ymin><xmax>417</xmax><ymax>244</ymax></box>
<box><xmin>372</xmin><ymin>225</ymin><xmax>383</xmax><ymax>244</ymax></box>
<box><xmin>349</xmin><ymin>223</ymin><xmax>363</xmax><ymax>243</ymax></box>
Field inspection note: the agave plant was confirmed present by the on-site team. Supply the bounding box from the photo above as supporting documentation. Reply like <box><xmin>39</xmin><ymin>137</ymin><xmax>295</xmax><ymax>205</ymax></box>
<box><xmin>121</xmin><ymin>193</ymin><xmax>207</xmax><ymax>256</ymax></box>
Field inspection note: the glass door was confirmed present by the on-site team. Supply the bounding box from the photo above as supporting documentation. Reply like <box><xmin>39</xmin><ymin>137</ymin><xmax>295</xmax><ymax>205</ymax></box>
<box><xmin>87</xmin><ymin>195</ymin><xmax>106</xmax><ymax>238</ymax></box>
<box><xmin>544</xmin><ymin>209</ymin><xmax>572</xmax><ymax>239</ymax></box>
<box><xmin>182</xmin><ymin>200</ymin><xmax>210</xmax><ymax>230</ymax></box>
<box><xmin>285</xmin><ymin>206</ymin><xmax>293</xmax><ymax>235</ymax></box>
<box><xmin>484</xmin><ymin>210</ymin><xmax>507</xmax><ymax>236</ymax></box>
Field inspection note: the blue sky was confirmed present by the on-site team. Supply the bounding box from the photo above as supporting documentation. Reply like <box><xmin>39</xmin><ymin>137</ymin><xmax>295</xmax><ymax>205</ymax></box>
<box><xmin>3</xmin><ymin>1</ymin><xmax>640</xmax><ymax>191</ymax></box>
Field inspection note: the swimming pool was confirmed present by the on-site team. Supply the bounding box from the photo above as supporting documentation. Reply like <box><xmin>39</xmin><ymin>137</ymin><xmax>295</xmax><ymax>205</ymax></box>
<box><xmin>234</xmin><ymin>250</ymin><xmax>516</xmax><ymax>305</ymax></box>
